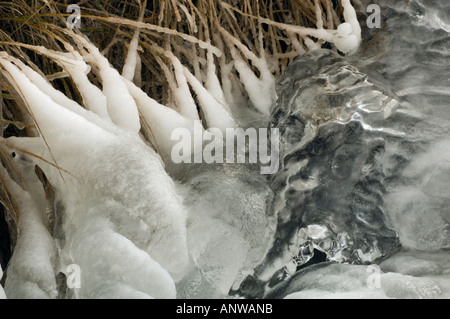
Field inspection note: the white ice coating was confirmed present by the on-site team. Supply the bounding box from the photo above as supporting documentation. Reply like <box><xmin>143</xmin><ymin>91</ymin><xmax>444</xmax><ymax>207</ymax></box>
<box><xmin>122</xmin><ymin>29</ymin><xmax>141</xmax><ymax>82</ymax></box>
<box><xmin>384</xmin><ymin>140</ymin><xmax>450</xmax><ymax>250</ymax></box>
<box><xmin>7</xmin><ymin>0</ymin><xmax>439</xmax><ymax>299</ymax></box>
<box><xmin>124</xmin><ymin>78</ymin><xmax>198</xmax><ymax>161</ymax></box>
<box><xmin>331</xmin><ymin>0</ymin><xmax>362</xmax><ymax>55</ymax></box>
<box><xmin>284</xmin><ymin>249</ymin><xmax>450</xmax><ymax>299</ymax></box>
<box><xmin>0</xmin><ymin>26</ymin><xmax>269</xmax><ymax>298</ymax></box>
<box><xmin>182</xmin><ymin>66</ymin><xmax>236</xmax><ymax>131</ymax></box>
<box><xmin>68</xmin><ymin>34</ymin><xmax>141</xmax><ymax>133</ymax></box>
<box><xmin>3</xmin><ymin>186</ymin><xmax>58</xmax><ymax>299</ymax></box>
<box><xmin>0</xmin><ymin>54</ymin><xmax>190</xmax><ymax>298</ymax></box>
<box><xmin>0</xmin><ymin>267</ymin><xmax>5</xmax><ymax>299</ymax></box>
<box><xmin>0</xmin><ymin>151</ymin><xmax>57</xmax><ymax>299</ymax></box>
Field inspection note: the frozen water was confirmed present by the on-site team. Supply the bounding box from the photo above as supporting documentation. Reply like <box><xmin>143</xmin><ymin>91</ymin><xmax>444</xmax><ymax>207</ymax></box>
<box><xmin>2</xmin><ymin>0</ymin><xmax>450</xmax><ymax>299</ymax></box>
<box><xmin>279</xmin><ymin>249</ymin><xmax>450</xmax><ymax>299</ymax></box>
<box><xmin>0</xmin><ymin>40</ymin><xmax>275</xmax><ymax>299</ymax></box>
<box><xmin>238</xmin><ymin>49</ymin><xmax>402</xmax><ymax>296</ymax></box>
<box><xmin>0</xmin><ymin>55</ymin><xmax>190</xmax><ymax>298</ymax></box>
<box><xmin>0</xmin><ymin>266</ymin><xmax>5</xmax><ymax>299</ymax></box>
<box><xmin>173</xmin><ymin>163</ymin><xmax>276</xmax><ymax>298</ymax></box>
<box><xmin>278</xmin><ymin>259</ymin><xmax>446</xmax><ymax>299</ymax></box>
<box><xmin>236</xmin><ymin>0</ymin><xmax>450</xmax><ymax>298</ymax></box>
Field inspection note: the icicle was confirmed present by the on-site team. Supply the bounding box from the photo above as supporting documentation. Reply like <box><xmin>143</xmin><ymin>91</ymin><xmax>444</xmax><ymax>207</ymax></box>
<box><xmin>122</xmin><ymin>24</ymin><xmax>141</xmax><ymax>82</ymax></box>
<box><xmin>315</xmin><ymin>0</ymin><xmax>324</xmax><ymax>30</ymax></box>
<box><xmin>182</xmin><ymin>66</ymin><xmax>236</xmax><ymax>131</ymax></box>
<box><xmin>67</xmin><ymin>33</ymin><xmax>141</xmax><ymax>133</ymax></box>
<box><xmin>341</xmin><ymin>0</ymin><xmax>362</xmax><ymax>42</ymax></box>
<box><xmin>61</xmin><ymin>58</ymin><xmax>112</xmax><ymax>121</ymax></box>
<box><xmin>122</xmin><ymin>0</ymin><xmax>145</xmax><ymax>82</ymax></box>
<box><xmin>122</xmin><ymin>29</ymin><xmax>141</xmax><ymax>82</ymax></box>
<box><xmin>228</xmin><ymin>45</ymin><xmax>275</xmax><ymax>115</ymax></box>
<box><xmin>1</xmin><ymin>53</ymin><xmax>112</xmax><ymax>129</ymax></box>
<box><xmin>124</xmin><ymin>78</ymin><xmax>198</xmax><ymax>160</ymax></box>
<box><xmin>213</xmin><ymin>33</ymin><xmax>239</xmax><ymax>108</ymax></box>
<box><xmin>217</xmin><ymin>27</ymin><xmax>276</xmax><ymax>115</ymax></box>
<box><xmin>164</xmin><ymin>51</ymin><xmax>200</xmax><ymax>120</ymax></box>
<box><xmin>1</xmin><ymin>46</ymin><xmax>111</xmax><ymax>121</ymax></box>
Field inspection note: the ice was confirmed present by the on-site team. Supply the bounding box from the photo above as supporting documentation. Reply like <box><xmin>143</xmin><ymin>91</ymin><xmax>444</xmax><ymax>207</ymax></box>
<box><xmin>174</xmin><ymin>163</ymin><xmax>276</xmax><ymax>298</ymax></box>
<box><xmin>0</xmin><ymin>49</ymin><xmax>191</xmax><ymax>297</ymax></box>
<box><xmin>265</xmin><ymin>259</ymin><xmax>445</xmax><ymax>299</ymax></box>
<box><xmin>164</xmin><ymin>51</ymin><xmax>201</xmax><ymax>121</ymax></box>
<box><xmin>384</xmin><ymin>187</ymin><xmax>450</xmax><ymax>250</ymax></box>
<box><xmin>0</xmin><ymin>266</ymin><xmax>6</xmax><ymax>299</ymax></box>
<box><xmin>69</xmin><ymin>34</ymin><xmax>141</xmax><ymax>133</ymax></box>
<box><xmin>235</xmin><ymin>0</ymin><xmax>450</xmax><ymax>298</ymax></box>
<box><xmin>0</xmin><ymin>163</ymin><xmax>57</xmax><ymax>299</ymax></box>
<box><xmin>238</xmin><ymin>49</ymin><xmax>401</xmax><ymax>296</ymax></box>
<box><xmin>380</xmin><ymin>273</ymin><xmax>441</xmax><ymax>299</ymax></box>
<box><xmin>66</xmin><ymin>211</ymin><xmax>176</xmax><ymax>298</ymax></box>
<box><xmin>4</xmin><ymin>201</ymin><xmax>58</xmax><ymax>299</ymax></box>
<box><xmin>339</xmin><ymin>0</ymin><xmax>361</xmax><ymax>54</ymax></box>
<box><xmin>124</xmin><ymin>78</ymin><xmax>196</xmax><ymax>162</ymax></box>
<box><xmin>217</xmin><ymin>25</ymin><xmax>276</xmax><ymax>116</ymax></box>
<box><xmin>182</xmin><ymin>66</ymin><xmax>236</xmax><ymax>131</ymax></box>
<box><xmin>122</xmin><ymin>27</ymin><xmax>142</xmax><ymax>81</ymax></box>
<box><xmin>1</xmin><ymin>0</ymin><xmax>450</xmax><ymax>300</ymax></box>
<box><xmin>1</xmin><ymin>31</ymin><xmax>275</xmax><ymax>298</ymax></box>
<box><xmin>177</xmin><ymin>216</ymin><xmax>250</xmax><ymax>298</ymax></box>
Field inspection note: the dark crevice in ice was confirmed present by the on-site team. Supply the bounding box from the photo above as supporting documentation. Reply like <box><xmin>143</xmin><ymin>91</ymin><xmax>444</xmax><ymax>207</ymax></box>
<box><xmin>0</xmin><ymin>204</ymin><xmax>11</xmax><ymax>273</ymax></box>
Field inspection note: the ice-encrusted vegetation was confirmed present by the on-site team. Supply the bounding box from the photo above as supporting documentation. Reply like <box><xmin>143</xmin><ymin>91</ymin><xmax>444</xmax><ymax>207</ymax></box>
<box><xmin>1</xmin><ymin>0</ymin><xmax>449</xmax><ymax>299</ymax></box>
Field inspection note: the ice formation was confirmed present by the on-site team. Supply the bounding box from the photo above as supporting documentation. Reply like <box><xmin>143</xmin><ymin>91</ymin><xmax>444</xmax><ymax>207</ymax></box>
<box><xmin>235</xmin><ymin>0</ymin><xmax>450</xmax><ymax>298</ymax></box>
<box><xmin>0</xmin><ymin>27</ymin><xmax>275</xmax><ymax>298</ymax></box>
<box><xmin>0</xmin><ymin>0</ymin><xmax>449</xmax><ymax>299</ymax></box>
<box><xmin>0</xmin><ymin>53</ymin><xmax>188</xmax><ymax>297</ymax></box>
<box><xmin>0</xmin><ymin>266</ymin><xmax>5</xmax><ymax>299</ymax></box>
